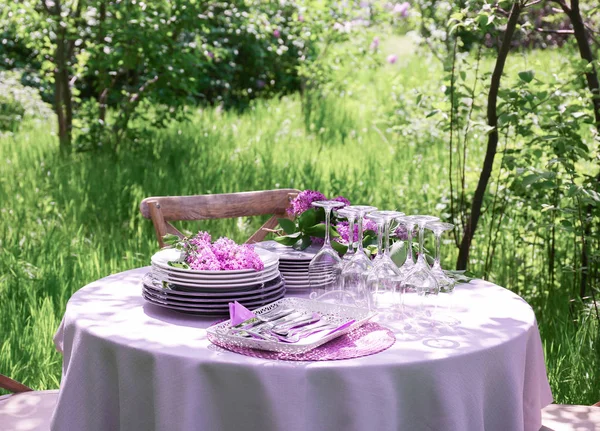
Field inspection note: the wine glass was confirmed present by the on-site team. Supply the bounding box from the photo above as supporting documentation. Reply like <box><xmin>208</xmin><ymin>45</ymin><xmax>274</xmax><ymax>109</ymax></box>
<box><xmin>403</xmin><ymin>215</ymin><xmax>439</xmax><ymax>313</ymax></box>
<box><xmin>308</xmin><ymin>200</ymin><xmax>346</xmax><ymax>302</ymax></box>
<box><xmin>426</xmin><ymin>221</ymin><xmax>456</xmax><ymax>293</ymax></box>
<box><xmin>395</xmin><ymin>216</ymin><xmax>418</xmax><ymax>284</ymax></box>
<box><xmin>366</xmin><ymin>210</ymin><xmax>405</xmax><ymax>313</ymax></box>
<box><xmin>340</xmin><ymin>205</ymin><xmax>377</xmax><ymax>308</ymax></box>
<box><xmin>365</xmin><ymin>212</ymin><xmax>385</xmax><ymax>269</ymax></box>
<box><xmin>335</xmin><ymin>207</ymin><xmax>357</xmax><ymax>264</ymax></box>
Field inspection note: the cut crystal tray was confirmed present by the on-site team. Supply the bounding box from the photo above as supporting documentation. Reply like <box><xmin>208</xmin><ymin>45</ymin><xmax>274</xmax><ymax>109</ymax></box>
<box><xmin>206</xmin><ymin>297</ymin><xmax>376</xmax><ymax>354</ymax></box>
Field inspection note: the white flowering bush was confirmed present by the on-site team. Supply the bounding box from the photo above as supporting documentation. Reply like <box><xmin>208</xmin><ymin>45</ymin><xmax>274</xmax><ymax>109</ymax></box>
<box><xmin>0</xmin><ymin>71</ymin><xmax>53</xmax><ymax>133</ymax></box>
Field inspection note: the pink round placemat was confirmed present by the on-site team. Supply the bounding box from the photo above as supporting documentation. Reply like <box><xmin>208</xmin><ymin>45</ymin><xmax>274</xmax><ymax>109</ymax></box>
<box><xmin>208</xmin><ymin>322</ymin><xmax>395</xmax><ymax>361</ymax></box>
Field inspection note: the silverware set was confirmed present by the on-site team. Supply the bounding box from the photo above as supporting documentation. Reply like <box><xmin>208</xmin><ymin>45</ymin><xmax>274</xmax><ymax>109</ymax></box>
<box><xmin>227</xmin><ymin>308</ymin><xmax>344</xmax><ymax>343</ymax></box>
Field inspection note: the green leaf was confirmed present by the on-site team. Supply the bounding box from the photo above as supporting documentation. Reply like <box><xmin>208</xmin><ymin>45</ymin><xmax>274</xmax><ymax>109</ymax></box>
<box><xmin>298</xmin><ymin>209</ymin><xmax>317</xmax><ymax>230</ymax></box>
<box><xmin>518</xmin><ymin>71</ymin><xmax>535</xmax><ymax>83</ymax></box>
<box><xmin>522</xmin><ymin>174</ymin><xmax>541</xmax><ymax>186</ymax></box>
<box><xmin>278</xmin><ymin>218</ymin><xmax>297</xmax><ymax>235</ymax></box>
<box><xmin>168</xmin><ymin>261</ymin><xmax>190</xmax><ymax>269</ymax></box>
<box><xmin>162</xmin><ymin>233</ymin><xmax>182</xmax><ymax>247</ymax></box>
<box><xmin>292</xmin><ymin>235</ymin><xmax>311</xmax><ymax>251</ymax></box>
<box><xmin>331</xmin><ymin>240</ymin><xmax>347</xmax><ymax>255</ymax></box>
<box><xmin>304</xmin><ymin>224</ymin><xmax>340</xmax><ymax>238</ymax></box>
<box><xmin>390</xmin><ymin>240</ymin><xmax>406</xmax><ymax>267</ymax></box>
<box><xmin>274</xmin><ymin>233</ymin><xmax>301</xmax><ymax>246</ymax></box>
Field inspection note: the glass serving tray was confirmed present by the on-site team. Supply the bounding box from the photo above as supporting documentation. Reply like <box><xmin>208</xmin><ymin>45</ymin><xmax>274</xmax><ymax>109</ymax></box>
<box><xmin>206</xmin><ymin>297</ymin><xmax>376</xmax><ymax>354</ymax></box>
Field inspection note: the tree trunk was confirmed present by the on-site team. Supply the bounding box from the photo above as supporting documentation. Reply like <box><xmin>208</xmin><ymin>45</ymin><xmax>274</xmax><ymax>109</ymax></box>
<box><xmin>456</xmin><ymin>1</ymin><xmax>522</xmax><ymax>269</ymax></box>
<box><xmin>54</xmin><ymin>27</ymin><xmax>72</xmax><ymax>155</ymax></box>
<box><xmin>554</xmin><ymin>0</ymin><xmax>600</xmax><ymax>298</ymax></box>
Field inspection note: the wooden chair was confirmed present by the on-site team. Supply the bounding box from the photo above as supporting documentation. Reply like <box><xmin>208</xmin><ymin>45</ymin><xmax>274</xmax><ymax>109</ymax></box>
<box><xmin>140</xmin><ymin>189</ymin><xmax>300</xmax><ymax>248</ymax></box>
<box><xmin>541</xmin><ymin>401</ymin><xmax>600</xmax><ymax>430</ymax></box>
<box><xmin>0</xmin><ymin>374</ymin><xmax>58</xmax><ymax>431</ymax></box>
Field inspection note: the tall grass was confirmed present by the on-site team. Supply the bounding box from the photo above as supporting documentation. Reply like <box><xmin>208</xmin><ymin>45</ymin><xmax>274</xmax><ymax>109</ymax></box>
<box><xmin>0</xmin><ymin>41</ymin><xmax>598</xmax><ymax>403</ymax></box>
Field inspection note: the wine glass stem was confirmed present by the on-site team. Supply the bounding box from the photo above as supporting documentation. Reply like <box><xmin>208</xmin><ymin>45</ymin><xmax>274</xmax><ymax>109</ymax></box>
<box><xmin>406</xmin><ymin>224</ymin><xmax>414</xmax><ymax>263</ymax></box>
<box><xmin>324</xmin><ymin>207</ymin><xmax>331</xmax><ymax>246</ymax></box>
<box><xmin>357</xmin><ymin>215</ymin><xmax>365</xmax><ymax>253</ymax></box>
<box><xmin>347</xmin><ymin>216</ymin><xmax>355</xmax><ymax>254</ymax></box>
<box><xmin>434</xmin><ymin>232</ymin><xmax>441</xmax><ymax>268</ymax></box>
<box><xmin>376</xmin><ymin>221</ymin><xmax>384</xmax><ymax>256</ymax></box>
<box><xmin>418</xmin><ymin>224</ymin><xmax>425</xmax><ymax>261</ymax></box>
<box><xmin>384</xmin><ymin>219</ymin><xmax>390</xmax><ymax>256</ymax></box>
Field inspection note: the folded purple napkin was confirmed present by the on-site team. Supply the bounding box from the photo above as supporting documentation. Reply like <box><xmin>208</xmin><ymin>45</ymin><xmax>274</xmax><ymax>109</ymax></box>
<box><xmin>229</xmin><ymin>301</ymin><xmax>255</xmax><ymax>326</ymax></box>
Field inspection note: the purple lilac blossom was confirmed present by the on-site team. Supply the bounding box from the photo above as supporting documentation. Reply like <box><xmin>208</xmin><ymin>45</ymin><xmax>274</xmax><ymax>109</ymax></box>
<box><xmin>335</xmin><ymin>220</ymin><xmax>378</xmax><ymax>244</ymax></box>
<box><xmin>370</xmin><ymin>36</ymin><xmax>380</xmax><ymax>50</ymax></box>
<box><xmin>393</xmin><ymin>224</ymin><xmax>409</xmax><ymax>240</ymax></box>
<box><xmin>287</xmin><ymin>190</ymin><xmax>327</xmax><ymax>216</ymax></box>
<box><xmin>184</xmin><ymin>231</ymin><xmax>264</xmax><ymax>271</ymax></box>
<box><xmin>393</xmin><ymin>2</ymin><xmax>410</xmax><ymax>17</ymax></box>
<box><xmin>387</xmin><ymin>54</ymin><xmax>398</xmax><ymax>64</ymax></box>
<box><xmin>273</xmin><ymin>29</ymin><xmax>281</xmax><ymax>38</ymax></box>
<box><xmin>333</xmin><ymin>196</ymin><xmax>351</xmax><ymax>206</ymax></box>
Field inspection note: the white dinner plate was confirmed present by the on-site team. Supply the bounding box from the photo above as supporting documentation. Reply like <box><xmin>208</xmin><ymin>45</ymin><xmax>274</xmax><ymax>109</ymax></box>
<box><xmin>143</xmin><ymin>285</ymin><xmax>285</xmax><ymax>305</ymax></box>
<box><xmin>151</xmin><ymin>268</ymin><xmax>281</xmax><ymax>288</ymax></box>
<box><xmin>255</xmin><ymin>240</ymin><xmax>320</xmax><ymax>261</ymax></box>
<box><xmin>151</xmin><ymin>264</ymin><xmax>281</xmax><ymax>283</ymax></box>
<box><xmin>142</xmin><ymin>289</ymin><xmax>285</xmax><ymax>312</ymax></box>
<box><xmin>151</xmin><ymin>247</ymin><xmax>279</xmax><ymax>275</ymax></box>
<box><xmin>143</xmin><ymin>273</ymin><xmax>284</xmax><ymax>297</ymax></box>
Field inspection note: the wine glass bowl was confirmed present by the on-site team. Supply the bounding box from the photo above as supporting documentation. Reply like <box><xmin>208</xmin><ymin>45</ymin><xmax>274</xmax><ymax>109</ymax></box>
<box><xmin>339</xmin><ymin>205</ymin><xmax>377</xmax><ymax>308</ymax></box>
<box><xmin>426</xmin><ymin>221</ymin><xmax>455</xmax><ymax>293</ymax></box>
<box><xmin>308</xmin><ymin>200</ymin><xmax>346</xmax><ymax>302</ymax></box>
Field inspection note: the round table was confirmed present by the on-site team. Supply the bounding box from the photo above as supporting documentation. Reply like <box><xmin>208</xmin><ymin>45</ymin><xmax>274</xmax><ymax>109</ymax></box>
<box><xmin>51</xmin><ymin>267</ymin><xmax>552</xmax><ymax>431</ymax></box>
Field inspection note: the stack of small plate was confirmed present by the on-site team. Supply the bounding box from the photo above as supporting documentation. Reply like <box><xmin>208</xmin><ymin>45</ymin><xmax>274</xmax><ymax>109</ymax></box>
<box><xmin>142</xmin><ymin>247</ymin><xmax>284</xmax><ymax>316</ymax></box>
<box><xmin>255</xmin><ymin>240</ymin><xmax>320</xmax><ymax>292</ymax></box>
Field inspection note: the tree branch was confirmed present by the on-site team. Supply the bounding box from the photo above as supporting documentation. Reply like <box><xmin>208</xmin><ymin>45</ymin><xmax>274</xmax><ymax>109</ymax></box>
<box><xmin>456</xmin><ymin>1</ymin><xmax>523</xmax><ymax>269</ymax></box>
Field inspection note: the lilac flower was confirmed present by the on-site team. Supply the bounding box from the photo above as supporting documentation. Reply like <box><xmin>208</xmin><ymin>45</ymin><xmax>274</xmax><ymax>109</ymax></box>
<box><xmin>184</xmin><ymin>231</ymin><xmax>264</xmax><ymax>271</ymax></box>
<box><xmin>333</xmin><ymin>196</ymin><xmax>351</xmax><ymax>206</ymax></box>
<box><xmin>298</xmin><ymin>15</ymin><xmax>304</xmax><ymax>22</ymax></box>
<box><xmin>206</xmin><ymin>51</ymin><xmax>214</xmax><ymax>59</ymax></box>
<box><xmin>287</xmin><ymin>190</ymin><xmax>326</xmax><ymax>216</ymax></box>
<box><xmin>370</xmin><ymin>36</ymin><xmax>380</xmax><ymax>50</ymax></box>
<box><xmin>273</xmin><ymin>29</ymin><xmax>281</xmax><ymax>38</ymax></box>
<box><xmin>256</xmin><ymin>79</ymin><xmax>266</xmax><ymax>89</ymax></box>
<box><xmin>394</xmin><ymin>224</ymin><xmax>409</xmax><ymax>240</ymax></box>
<box><xmin>311</xmin><ymin>237</ymin><xmax>325</xmax><ymax>246</ymax></box>
<box><xmin>186</xmin><ymin>247</ymin><xmax>221</xmax><ymax>271</ymax></box>
<box><xmin>393</xmin><ymin>2</ymin><xmax>410</xmax><ymax>17</ymax></box>
<box><xmin>387</xmin><ymin>54</ymin><xmax>398</xmax><ymax>64</ymax></box>
<box><xmin>335</xmin><ymin>220</ymin><xmax>378</xmax><ymax>244</ymax></box>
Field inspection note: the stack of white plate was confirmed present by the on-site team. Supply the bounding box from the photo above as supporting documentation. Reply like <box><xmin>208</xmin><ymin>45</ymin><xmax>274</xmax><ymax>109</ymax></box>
<box><xmin>255</xmin><ymin>240</ymin><xmax>320</xmax><ymax>292</ymax></box>
<box><xmin>142</xmin><ymin>247</ymin><xmax>284</xmax><ymax>316</ymax></box>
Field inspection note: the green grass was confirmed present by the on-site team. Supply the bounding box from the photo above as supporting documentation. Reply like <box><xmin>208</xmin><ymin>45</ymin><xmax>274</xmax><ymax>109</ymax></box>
<box><xmin>1</xmin><ymin>39</ymin><xmax>598</xmax><ymax>404</ymax></box>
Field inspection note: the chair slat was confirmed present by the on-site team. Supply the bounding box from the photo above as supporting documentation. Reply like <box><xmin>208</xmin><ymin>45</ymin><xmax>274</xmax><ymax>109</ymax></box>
<box><xmin>140</xmin><ymin>189</ymin><xmax>299</xmax><ymax>247</ymax></box>
<box><xmin>140</xmin><ymin>189</ymin><xmax>298</xmax><ymax>221</ymax></box>
<box><xmin>0</xmin><ymin>374</ymin><xmax>32</xmax><ymax>393</ymax></box>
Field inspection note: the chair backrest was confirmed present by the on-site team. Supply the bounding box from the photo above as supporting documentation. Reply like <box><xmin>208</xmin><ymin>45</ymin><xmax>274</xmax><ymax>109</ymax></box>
<box><xmin>0</xmin><ymin>374</ymin><xmax>32</xmax><ymax>393</ymax></box>
<box><xmin>140</xmin><ymin>189</ymin><xmax>300</xmax><ymax>248</ymax></box>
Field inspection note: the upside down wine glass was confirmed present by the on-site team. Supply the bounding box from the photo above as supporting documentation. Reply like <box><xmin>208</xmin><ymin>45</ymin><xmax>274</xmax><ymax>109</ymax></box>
<box><xmin>396</xmin><ymin>216</ymin><xmax>418</xmax><ymax>282</ymax></box>
<box><xmin>336</xmin><ymin>207</ymin><xmax>357</xmax><ymax>264</ymax></box>
<box><xmin>340</xmin><ymin>205</ymin><xmax>377</xmax><ymax>308</ymax></box>
<box><xmin>403</xmin><ymin>215</ymin><xmax>439</xmax><ymax>312</ymax></box>
<box><xmin>366</xmin><ymin>210</ymin><xmax>405</xmax><ymax>313</ymax></box>
<box><xmin>308</xmin><ymin>200</ymin><xmax>345</xmax><ymax>302</ymax></box>
<box><xmin>426</xmin><ymin>221</ymin><xmax>456</xmax><ymax>293</ymax></box>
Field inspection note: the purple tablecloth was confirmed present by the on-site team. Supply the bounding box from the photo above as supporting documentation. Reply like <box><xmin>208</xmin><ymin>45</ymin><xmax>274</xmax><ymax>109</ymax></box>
<box><xmin>51</xmin><ymin>267</ymin><xmax>552</xmax><ymax>431</ymax></box>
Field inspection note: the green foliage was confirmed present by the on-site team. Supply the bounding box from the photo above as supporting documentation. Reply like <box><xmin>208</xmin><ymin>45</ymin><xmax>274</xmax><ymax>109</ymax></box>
<box><xmin>0</xmin><ymin>70</ymin><xmax>53</xmax><ymax>133</ymax></box>
<box><xmin>0</xmin><ymin>0</ymin><xmax>326</xmax><ymax>151</ymax></box>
